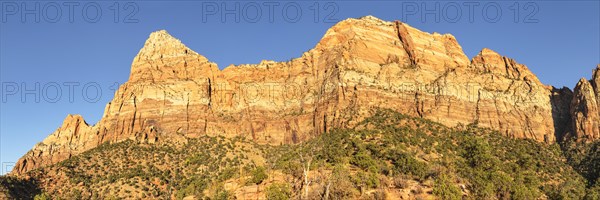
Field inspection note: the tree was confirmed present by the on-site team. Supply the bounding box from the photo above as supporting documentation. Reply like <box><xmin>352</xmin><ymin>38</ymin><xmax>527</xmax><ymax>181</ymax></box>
<box><xmin>299</xmin><ymin>151</ymin><xmax>314</xmax><ymax>200</ymax></box>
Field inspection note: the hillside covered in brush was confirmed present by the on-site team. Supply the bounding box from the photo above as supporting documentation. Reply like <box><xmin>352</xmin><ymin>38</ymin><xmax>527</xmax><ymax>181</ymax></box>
<box><xmin>2</xmin><ymin>109</ymin><xmax>599</xmax><ymax>199</ymax></box>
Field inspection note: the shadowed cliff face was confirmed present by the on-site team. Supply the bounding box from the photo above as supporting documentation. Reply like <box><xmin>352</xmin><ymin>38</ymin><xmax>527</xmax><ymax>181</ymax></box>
<box><xmin>551</xmin><ymin>87</ymin><xmax>574</xmax><ymax>143</ymax></box>
<box><xmin>11</xmin><ymin>16</ymin><xmax>600</xmax><ymax>175</ymax></box>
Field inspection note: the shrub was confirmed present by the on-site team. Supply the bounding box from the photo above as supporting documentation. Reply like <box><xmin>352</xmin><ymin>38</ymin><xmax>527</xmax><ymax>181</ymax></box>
<box><xmin>393</xmin><ymin>176</ymin><xmax>409</xmax><ymax>189</ymax></box>
<box><xmin>351</xmin><ymin>171</ymin><xmax>379</xmax><ymax>190</ymax></box>
<box><xmin>176</xmin><ymin>176</ymin><xmax>207</xmax><ymax>199</ymax></box>
<box><xmin>328</xmin><ymin>167</ymin><xmax>358</xmax><ymax>199</ymax></box>
<box><xmin>546</xmin><ymin>179</ymin><xmax>586</xmax><ymax>200</ymax></box>
<box><xmin>34</xmin><ymin>193</ymin><xmax>51</xmax><ymax>200</ymax></box>
<box><xmin>585</xmin><ymin>183</ymin><xmax>600</xmax><ymax>200</ymax></box>
<box><xmin>371</xmin><ymin>190</ymin><xmax>387</xmax><ymax>200</ymax></box>
<box><xmin>248</xmin><ymin>166</ymin><xmax>268</xmax><ymax>185</ymax></box>
<box><xmin>461</xmin><ymin>138</ymin><xmax>497</xmax><ymax>170</ymax></box>
<box><xmin>350</xmin><ymin>150</ymin><xmax>378</xmax><ymax>172</ymax></box>
<box><xmin>266</xmin><ymin>183</ymin><xmax>291</xmax><ymax>200</ymax></box>
<box><xmin>213</xmin><ymin>188</ymin><xmax>232</xmax><ymax>200</ymax></box>
<box><xmin>390</xmin><ymin>151</ymin><xmax>429</xmax><ymax>180</ymax></box>
<box><xmin>432</xmin><ymin>174</ymin><xmax>461</xmax><ymax>200</ymax></box>
<box><xmin>320</xmin><ymin>131</ymin><xmax>350</xmax><ymax>164</ymax></box>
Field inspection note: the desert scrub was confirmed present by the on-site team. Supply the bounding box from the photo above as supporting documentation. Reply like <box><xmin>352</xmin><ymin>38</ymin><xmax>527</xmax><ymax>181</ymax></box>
<box><xmin>248</xmin><ymin>166</ymin><xmax>268</xmax><ymax>185</ymax></box>
<box><xmin>266</xmin><ymin>183</ymin><xmax>291</xmax><ymax>200</ymax></box>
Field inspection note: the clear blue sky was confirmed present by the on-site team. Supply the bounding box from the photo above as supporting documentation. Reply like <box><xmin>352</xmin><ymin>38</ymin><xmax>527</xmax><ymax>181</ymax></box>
<box><xmin>1</xmin><ymin>1</ymin><xmax>598</xmax><ymax>174</ymax></box>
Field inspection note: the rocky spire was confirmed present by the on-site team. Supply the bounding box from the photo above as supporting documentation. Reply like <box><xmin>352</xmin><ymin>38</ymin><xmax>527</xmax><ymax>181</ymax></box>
<box><xmin>135</xmin><ymin>30</ymin><xmax>199</xmax><ymax>61</ymax></box>
<box><xmin>129</xmin><ymin>30</ymin><xmax>213</xmax><ymax>82</ymax></box>
<box><xmin>569</xmin><ymin>77</ymin><xmax>600</xmax><ymax>141</ymax></box>
<box><xmin>565</xmin><ymin>65</ymin><xmax>600</xmax><ymax>141</ymax></box>
<box><xmin>592</xmin><ymin>65</ymin><xmax>600</xmax><ymax>100</ymax></box>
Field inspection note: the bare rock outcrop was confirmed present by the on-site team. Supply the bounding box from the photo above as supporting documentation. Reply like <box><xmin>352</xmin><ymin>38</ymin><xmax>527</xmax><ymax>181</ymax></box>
<box><xmin>567</xmin><ymin>66</ymin><xmax>600</xmax><ymax>141</ymax></box>
<box><xmin>13</xmin><ymin>115</ymin><xmax>94</xmax><ymax>174</ymax></box>
<box><xmin>12</xmin><ymin>16</ymin><xmax>594</xmax><ymax>175</ymax></box>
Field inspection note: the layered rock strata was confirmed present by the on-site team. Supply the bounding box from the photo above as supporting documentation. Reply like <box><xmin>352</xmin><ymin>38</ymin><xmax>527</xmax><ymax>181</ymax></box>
<box><xmin>12</xmin><ymin>16</ymin><xmax>599</xmax><ymax>175</ymax></box>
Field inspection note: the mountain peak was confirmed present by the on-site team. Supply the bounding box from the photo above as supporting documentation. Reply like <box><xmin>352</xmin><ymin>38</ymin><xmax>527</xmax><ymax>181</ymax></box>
<box><xmin>357</xmin><ymin>15</ymin><xmax>386</xmax><ymax>23</ymax></box>
<box><xmin>479</xmin><ymin>48</ymin><xmax>499</xmax><ymax>55</ymax></box>
<box><xmin>136</xmin><ymin>30</ymin><xmax>199</xmax><ymax>60</ymax></box>
<box><xmin>146</xmin><ymin>30</ymin><xmax>184</xmax><ymax>47</ymax></box>
<box><xmin>577</xmin><ymin>77</ymin><xmax>590</xmax><ymax>86</ymax></box>
<box><xmin>343</xmin><ymin>15</ymin><xmax>394</xmax><ymax>27</ymax></box>
<box><xmin>63</xmin><ymin>114</ymin><xmax>85</xmax><ymax>124</ymax></box>
<box><xmin>316</xmin><ymin>15</ymin><xmax>470</xmax><ymax>70</ymax></box>
<box><xmin>149</xmin><ymin>29</ymin><xmax>170</xmax><ymax>37</ymax></box>
<box><xmin>129</xmin><ymin>30</ymin><xmax>212</xmax><ymax>82</ymax></box>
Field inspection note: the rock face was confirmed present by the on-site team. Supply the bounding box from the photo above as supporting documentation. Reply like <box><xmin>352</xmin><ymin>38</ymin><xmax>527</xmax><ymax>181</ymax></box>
<box><xmin>567</xmin><ymin>66</ymin><xmax>600</xmax><ymax>141</ymax></box>
<box><xmin>550</xmin><ymin>87</ymin><xmax>574</xmax><ymax>142</ymax></box>
<box><xmin>11</xmin><ymin>16</ymin><xmax>599</xmax><ymax>175</ymax></box>
<box><xmin>11</xmin><ymin>115</ymin><xmax>94</xmax><ymax>175</ymax></box>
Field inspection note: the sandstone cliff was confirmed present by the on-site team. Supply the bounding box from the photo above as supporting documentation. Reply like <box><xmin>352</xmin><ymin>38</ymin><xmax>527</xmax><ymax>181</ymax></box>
<box><xmin>566</xmin><ymin>65</ymin><xmax>600</xmax><ymax>141</ymax></box>
<box><xmin>11</xmin><ymin>16</ymin><xmax>599</xmax><ymax>175</ymax></box>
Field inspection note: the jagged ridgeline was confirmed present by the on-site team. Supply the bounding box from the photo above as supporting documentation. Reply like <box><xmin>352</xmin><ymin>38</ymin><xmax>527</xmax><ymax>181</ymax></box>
<box><xmin>4</xmin><ymin>16</ymin><xmax>600</xmax><ymax>199</ymax></box>
<box><xmin>2</xmin><ymin>109</ymin><xmax>599</xmax><ymax>199</ymax></box>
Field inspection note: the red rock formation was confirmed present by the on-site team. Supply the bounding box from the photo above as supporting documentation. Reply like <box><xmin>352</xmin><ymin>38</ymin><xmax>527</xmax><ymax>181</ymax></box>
<box><xmin>12</xmin><ymin>16</ymin><xmax>593</xmax><ymax>175</ymax></box>
<box><xmin>13</xmin><ymin>115</ymin><xmax>93</xmax><ymax>174</ymax></box>
<box><xmin>567</xmin><ymin>65</ymin><xmax>600</xmax><ymax>141</ymax></box>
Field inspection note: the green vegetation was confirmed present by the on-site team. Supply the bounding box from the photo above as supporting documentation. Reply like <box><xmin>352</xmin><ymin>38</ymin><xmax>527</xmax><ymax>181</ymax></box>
<box><xmin>562</xmin><ymin>138</ymin><xmax>600</xmax><ymax>199</ymax></box>
<box><xmin>432</xmin><ymin>174</ymin><xmax>461</xmax><ymax>200</ymax></box>
<box><xmin>266</xmin><ymin>109</ymin><xmax>596</xmax><ymax>199</ymax></box>
<box><xmin>212</xmin><ymin>185</ymin><xmax>233</xmax><ymax>200</ymax></box>
<box><xmin>7</xmin><ymin>109</ymin><xmax>600</xmax><ymax>199</ymax></box>
<box><xmin>248</xmin><ymin>166</ymin><xmax>268</xmax><ymax>185</ymax></box>
<box><xmin>0</xmin><ymin>175</ymin><xmax>42</xmax><ymax>199</ymax></box>
<box><xmin>33</xmin><ymin>192</ymin><xmax>51</xmax><ymax>200</ymax></box>
<box><xmin>266</xmin><ymin>183</ymin><xmax>291</xmax><ymax>200</ymax></box>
